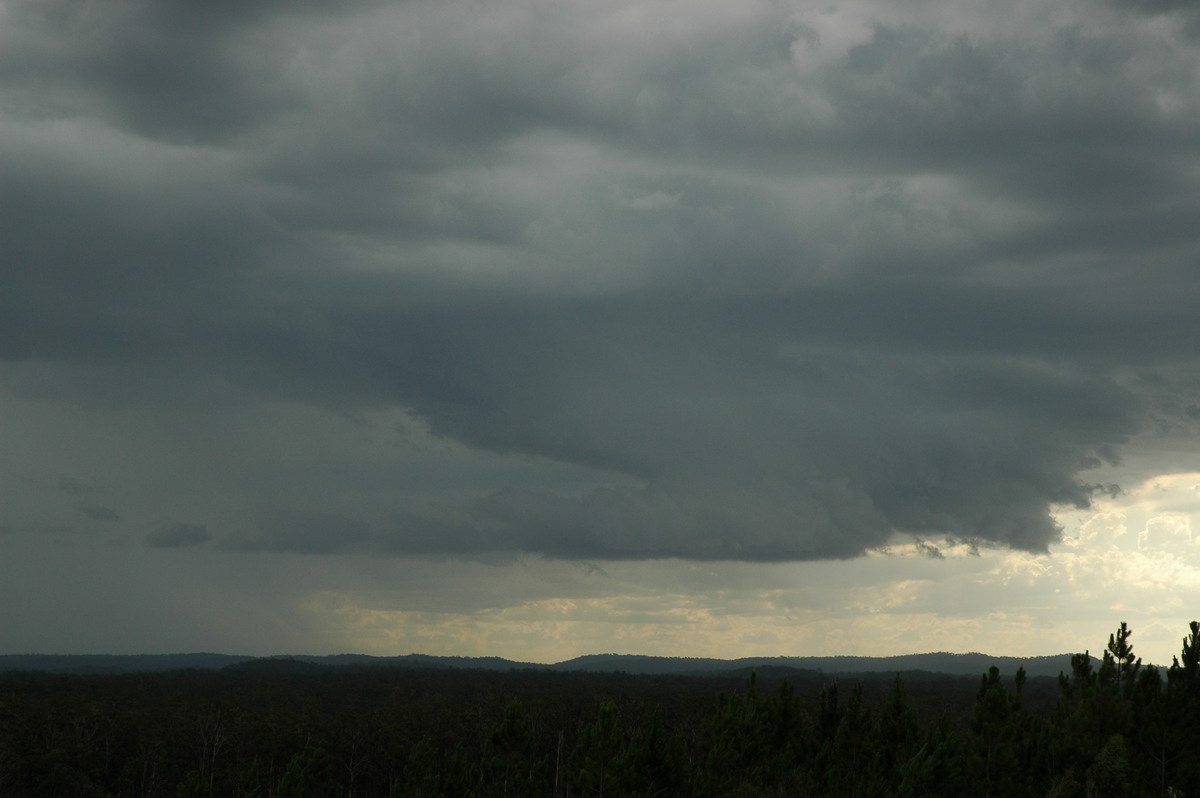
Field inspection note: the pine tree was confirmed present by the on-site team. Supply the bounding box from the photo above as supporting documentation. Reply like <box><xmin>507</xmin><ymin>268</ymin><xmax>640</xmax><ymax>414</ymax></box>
<box><xmin>872</xmin><ymin>674</ymin><xmax>921</xmax><ymax>792</ymax></box>
<box><xmin>1170</xmin><ymin>621</ymin><xmax>1200</xmax><ymax>688</ymax></box>
<box><xmin>277</xmin><ymin>741</ymin><xmax>340</xmax><ymax>798</ymax></box>
<box><xmin>815</xmin><ymin>683</ymin><xmax>871</xmax><ymax>797</ymax></box>
<box><xmin>1166</xmin><ymin>621</ymin><xmax>1200</xmax><ymax>793</ymax></box>
<box><xmin>483</xmin><ymin>700</ymin><xmax>547</xmax><ymax>798</ymax></box>
<box><xmin>569</xmin><ymin>701</ymin><xmax>627</xmax><ymax>798</ymax></box>
<box><xmin>895</xmin><ymin>716</ymin><xmax>965</xmax><ymax>798</ymax></box>
<box><xmin>1086</xmin><ymin>734</ymin><xmax>1130</xmax><ymax>798</ymax></box>
<box><xmin>621</xmin><ymin>709</ymin><xmax>688</xmax><ymax>797</ymax></box>
<box><xmin>1105</xmin><ymin>622</ymin><xmax>1141</xmax><ymax>696</ymax></box>
<box><xmin>971</xmin><ymin>667</ymin><xmax>1018</xmax><ymax>798</ymax></box>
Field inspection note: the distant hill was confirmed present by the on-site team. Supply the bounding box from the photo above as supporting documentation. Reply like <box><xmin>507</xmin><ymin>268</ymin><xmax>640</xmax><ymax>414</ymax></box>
<box><xmin>0</xmin><ymin>653</ymin><xmax>252</xmax><ymax>674</ymax></box>
<box><xmin>548</xmin><ymin>652</ymin><xmax>1082</xmax><ymax>678</ymax></box>
<box><xmin>0</xmin><ymin>650</ymin><xmax>1090</xmax><ymax>678</ymax></box>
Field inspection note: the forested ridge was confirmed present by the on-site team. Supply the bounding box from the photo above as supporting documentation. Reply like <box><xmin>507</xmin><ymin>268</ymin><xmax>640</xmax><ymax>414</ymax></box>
<box><xmin>0</xmin><ymin>621</ymin><xmax>1196</xmax><ymax>797</ymax></box>
<box><xmin>0</xmin><ymin>651</ymin><xmax>1079</xmax><ymax>678</ymax></box>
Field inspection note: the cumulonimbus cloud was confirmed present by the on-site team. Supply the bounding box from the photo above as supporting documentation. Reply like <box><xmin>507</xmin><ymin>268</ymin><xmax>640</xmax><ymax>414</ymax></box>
<box><xmin>2</xmin><ymin>0</ymin><xmax>1199</xmax><ymax>561</ymax></box>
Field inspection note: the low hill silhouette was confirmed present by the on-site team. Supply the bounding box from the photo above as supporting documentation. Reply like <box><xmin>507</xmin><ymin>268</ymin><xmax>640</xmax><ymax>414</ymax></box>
<box><xmin>0</xmin><ymin>650</ymin><xmax>1089</xmax><ymax>678</ymax></box>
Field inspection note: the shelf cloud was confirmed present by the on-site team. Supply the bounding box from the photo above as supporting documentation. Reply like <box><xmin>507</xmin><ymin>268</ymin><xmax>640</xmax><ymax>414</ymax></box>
<box><xmin>3</xmin><ymin>0</ymin><xmax>1200</xmax><ymax>658</ymax></box>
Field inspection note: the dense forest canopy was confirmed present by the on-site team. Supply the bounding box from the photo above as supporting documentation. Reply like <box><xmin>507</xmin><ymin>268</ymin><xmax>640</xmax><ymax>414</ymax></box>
<box><xmin>0</xmin><ymin>620</ymin><xmax>1197</xmax><ymax>797</ymax></box>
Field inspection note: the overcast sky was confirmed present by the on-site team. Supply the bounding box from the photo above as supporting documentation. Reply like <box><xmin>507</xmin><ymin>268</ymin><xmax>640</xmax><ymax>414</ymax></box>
<box><xmin>4</xmin><ymin>0</ymin><xmax>1200</xmax><ymax>665</ymax></box>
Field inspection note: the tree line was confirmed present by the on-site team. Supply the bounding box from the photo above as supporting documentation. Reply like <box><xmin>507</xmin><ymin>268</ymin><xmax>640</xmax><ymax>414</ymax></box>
<box><xmin>0</xmin><ymin>620</ymin><xmax>1197</xmax><ymax>797</ymax></box>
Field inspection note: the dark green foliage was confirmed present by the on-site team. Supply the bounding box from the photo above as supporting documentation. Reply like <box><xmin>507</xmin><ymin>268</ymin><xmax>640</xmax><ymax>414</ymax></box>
<box><xmin>1106</xmin><ymin>622</ymin><xmax>1141</xmax><ymax>696</ymax></box>
<box><xmin>814</xmin><ymin>682</ymin><xmax>871</xmax><ymax>796</ymax></box>
<box><xmin>895</xmin><ymin>716</ymin><xmax>965</xmax><ymax>798</ymax></box>
<box><xmin>400</xmin><ymin>737</ymin><xmax>442</xmax><ymax>797</ymax></box>
<box><xmin>1087</xmin><ymin>734</ymin><xmax>1130</xmax><ymax>798</ymax></box>
<box><xmin>277</xmin><ymin>741</ymin><xmax>339</xmax><ymax>798</ymax></box>
<box><xmin>568</xmin><ymin>701</ymin><xmax>628</xmax><ymax>797</ymax></box>
<box><xmin>704</xmin><ymin>671</ymin><xmax>812</xmax><ymax>794</ymax></box>
<box><xmin>1</xmin><ymin>621</ymin><xmax>1199</xmax><ymax>797</ymax></box>
<box><xmin>873</xmin><ymin>673</ymin><xmax>921</xmax><ymax>790</ymax></box>
<box><xmin>622</xmin><ymin>709</ymin><xmax>688</xmax><ymax>796</ymax></box>
<box><xmin>483</xmin><ymin>700</ymin><xmax>548</xmax><ymax>797</ymax></box>
<box><xmin>971</xmin><ymin>666</ymin><xmax>1019</xmax><ymax>797</ymax></box>
<box><xmin>1044</xmin><ymin>768</ymin><xmax>1084</xmax><ymax>798</ymax></box>
<box><xmin>1163</xmin><ymin>621</ymin><xmax>1200</xmax><ymax>794</ymax></box>
<box><xmin>175</xmin><ymin>770</ymin><xmax>207</xmax><ymax>798</ymax></box>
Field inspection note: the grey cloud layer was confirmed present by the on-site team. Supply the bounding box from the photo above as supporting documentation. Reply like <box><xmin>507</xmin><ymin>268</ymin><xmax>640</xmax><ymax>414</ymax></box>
<box><xmin>146</xmin><ymin>523</ymin><xmax>211</xmax><ymax>548</ymax></box>
<box><xmin>3</xmin><ymin>0</ymin><xmax>1199</xmax><ymax>560</ymax></box>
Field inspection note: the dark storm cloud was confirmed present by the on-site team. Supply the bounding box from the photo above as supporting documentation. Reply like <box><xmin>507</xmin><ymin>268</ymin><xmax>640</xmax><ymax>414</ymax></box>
<box><xmin>225</xmin><ymin>511</ymin><xmax>371</xmax><ymax>555</ymax></box>
<box><xmin>57</xmin><ymin>478</ymin><xmax>87</xmax><ymax>495</ymax></box>
<box><xmin>3</xmin><ymin>0</ymin><xmax>1199</xmax><ymax>561</ymax></box>
<box><xmin>0</xmin><ymin>525</ymin><xmax>77</xmax><ymax>537</ymax></box>
<box><xmin>79</xmin><ymin>505</ymin><xmax>120</xmax><ymax>522</ymax></box>
<box><xmin>0</xmin><ymin>0</ymin><xmax>374</xmax><ymax>143</ymax></box>
<box><xmin>146</xmin><ymin>523</ymin><xmax>211</xmax><ymax>549</ymax></box>
<box><xmin>1113</xmin><ymin>0</ymin><xmax>1198</xmax><ymax>14</ymax></box>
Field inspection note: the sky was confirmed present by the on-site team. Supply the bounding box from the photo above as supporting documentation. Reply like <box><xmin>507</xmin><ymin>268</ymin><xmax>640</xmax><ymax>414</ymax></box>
<box><xmin>3</xmin><ymin>0</ymin><xmax>1200</xmax><ymax>666</ymax></box>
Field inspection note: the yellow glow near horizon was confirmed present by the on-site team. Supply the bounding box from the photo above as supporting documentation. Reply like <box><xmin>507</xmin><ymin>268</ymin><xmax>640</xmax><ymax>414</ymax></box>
<box><xmin>291</xmin><ymin>474</ymin><xmax>1200</xmax><ymax>666</ymax></box>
